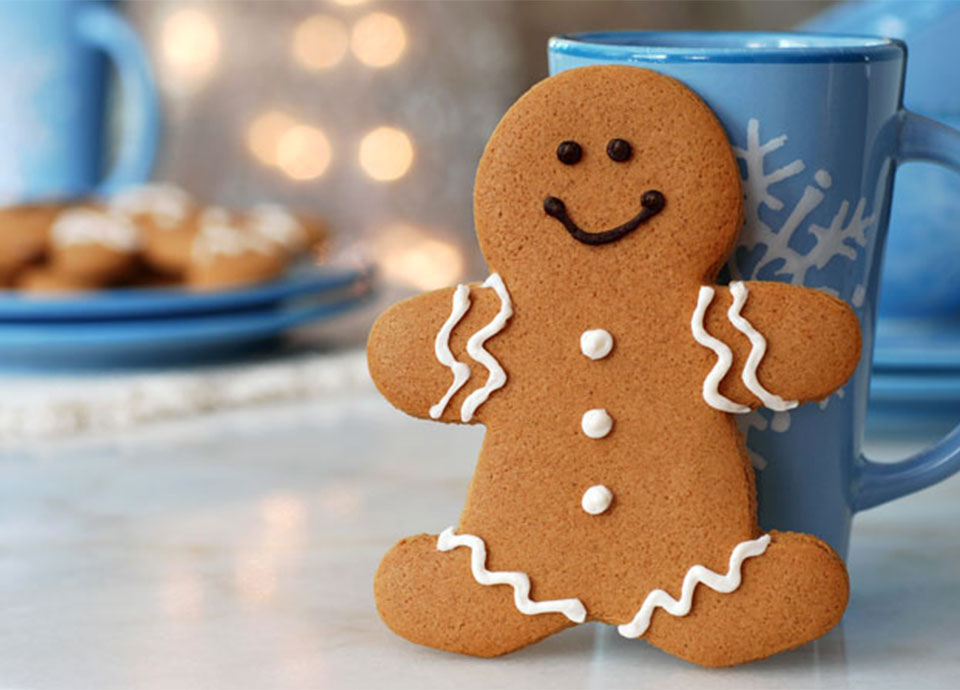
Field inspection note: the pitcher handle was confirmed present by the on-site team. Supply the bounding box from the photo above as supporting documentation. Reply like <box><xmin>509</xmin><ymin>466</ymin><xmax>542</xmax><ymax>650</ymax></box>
<box><xmin>854</xmin><ymin>110</ymin><xmax>960</xmax><ymax>511</ymax></box>
<box><xmin>75</xmin><ymin>4</ymin><xmax>159</xmax><ymax>194</ymax></box>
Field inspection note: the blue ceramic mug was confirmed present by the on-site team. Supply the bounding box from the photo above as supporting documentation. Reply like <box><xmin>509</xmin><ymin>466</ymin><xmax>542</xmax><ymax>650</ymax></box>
<box><xmin>0</xmin><ymin>0</ymin><xmax>158</xmax><ymax>202</ymax></box>
<box><xmin>548</xmin><ymin>31</ymin><xmax>960</xmax><ymax>558</ymax></box>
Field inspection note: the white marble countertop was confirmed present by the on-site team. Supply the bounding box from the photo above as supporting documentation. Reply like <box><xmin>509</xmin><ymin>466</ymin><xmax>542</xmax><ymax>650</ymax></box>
<box><xmin>1</xmin><ymin>393</ymin><xmax>958</xmax><ymax>689</ymax></box>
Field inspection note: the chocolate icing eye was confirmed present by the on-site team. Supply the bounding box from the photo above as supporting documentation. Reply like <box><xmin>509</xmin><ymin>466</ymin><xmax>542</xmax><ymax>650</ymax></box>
<box><xmin>556</xmin><ymin>141</ymin><xmax>582</xmax><ymax>165</ymax></box>
<box><xmin>607</xmin><ymin>138</ymin><xmax>632</xmax><ymax>162</ymax></box>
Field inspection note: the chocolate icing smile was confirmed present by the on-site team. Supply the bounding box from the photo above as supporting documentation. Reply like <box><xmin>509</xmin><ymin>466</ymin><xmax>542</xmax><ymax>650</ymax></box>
<box><xmin>543</xmin><ymin>190</ymin><xmax>665</xmax><ymax>245</ymax></box>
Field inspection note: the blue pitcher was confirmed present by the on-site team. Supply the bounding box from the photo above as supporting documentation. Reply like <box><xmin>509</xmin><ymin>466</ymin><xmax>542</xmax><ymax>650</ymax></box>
<box><xmin>0</xmin><ymin>0</ymin><xmax>158</xmax><ymax>203</ymax></box>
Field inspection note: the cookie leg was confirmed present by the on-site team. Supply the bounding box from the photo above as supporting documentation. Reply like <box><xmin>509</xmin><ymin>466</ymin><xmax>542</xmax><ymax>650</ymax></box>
<box><xmin>374</xmin><ymin>533</ymin><xmax>576</xmax><ymax>657</ymax></box>
<box><xmin>641</xmin><ymin>531</ymin><xmax>849</xmax><ymax>667</ymax></box>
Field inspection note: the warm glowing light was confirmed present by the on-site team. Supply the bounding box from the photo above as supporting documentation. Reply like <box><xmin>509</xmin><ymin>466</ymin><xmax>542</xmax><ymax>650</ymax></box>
<box><xmin>160</xmin><ymin>9</ymin><xmax>220</xmax><ymax>84</ymax></box>
<box><xmin>291</xmin><ymin>15</ymin><xmax>349</xmax><ymax>70</ymax></box>
<box><xmin>373</xmin><ymin>223</ymin><xmax>464</xmax><ymax>290</ymax></box>
<box><xmin>350</xmin><ymin>12</ymin><xmax>407</xmax><ymax>68</ymax></box>
<box><xmin>246</xmin><ymin>110</ymin><xmax>297</xmax><ymax>166</ymax></box>
<box><xmin>358</xmin><ymin>126</ymin><xmax>414</xmax><ymax>182</ymax></box>
<box><xmin>276</xmin><ymin>125</ymin><xmax>332</xmax><ymax>180</ymax></box>
<box><xmin>333</xmin><ymin>0</ymin><xmax>367</xmax><ymax>5</ymax></box>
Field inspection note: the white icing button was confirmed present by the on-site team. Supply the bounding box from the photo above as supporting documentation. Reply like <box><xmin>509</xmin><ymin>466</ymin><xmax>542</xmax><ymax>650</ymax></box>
<box><xmin>581</xmin><ymin>485</ymin><xmax>613</xmax><ymax>515</ymax></box>
<box><xmin>580</xmin><ymin>329</ymin><xmax>614</xmax><ymax>360</ymax></box>
<box><xmin>581</xmin><ymin>408</ymin><xmax>613</xmax><ymax>438</ymax></box>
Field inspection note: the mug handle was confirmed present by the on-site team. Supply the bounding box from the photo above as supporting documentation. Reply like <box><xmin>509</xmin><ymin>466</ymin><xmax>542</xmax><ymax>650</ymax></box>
<box><xmin>854</xmin><ymin>110</ymin><xmax>960</xmax><ymax>512</ymax></box>
<box><xmin>74</xmin><ymin>3</ymin><xmax>159</xmax><ymax>194</ymax></box>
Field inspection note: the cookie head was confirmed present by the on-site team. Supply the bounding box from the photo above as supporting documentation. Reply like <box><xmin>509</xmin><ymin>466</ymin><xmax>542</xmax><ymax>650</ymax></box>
<box><xmin>474</xmin><ymin>65</ymin><xmax>743</xmax><ymax>284</ymax></box>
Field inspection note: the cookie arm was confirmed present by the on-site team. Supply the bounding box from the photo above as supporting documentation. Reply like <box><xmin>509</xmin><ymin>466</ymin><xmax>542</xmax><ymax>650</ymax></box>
<box><xmin>703</xmin><ymin>281</ymin><xmax>861</xmax><ymax>408</ymax></box>
<box><xmin>367</xmin><ymin>283</ymin><xmax>510</xmax><ymax>423</ymax></box>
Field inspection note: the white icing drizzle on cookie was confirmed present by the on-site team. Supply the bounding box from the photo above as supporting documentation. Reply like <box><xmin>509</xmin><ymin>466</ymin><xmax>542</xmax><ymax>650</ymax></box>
<box><xmin>726</xmin><ymin>281</ymin><xmax>798</xmax><ymax>412</ymax></box>
<box><xmin>248</xmin><ymin>203</ymin><xmax>307</xmax><ymax>249</ymax></box>
<box><xmin>691</xmin><ymin>286</ymin><xmax>750</xmax><ymax>414</ymax></box>
<box><xmin>460</xmin><ymin>273</ymin><xmax>512</xmax><ymax>422</ymax></box>
<box><xmin>192</xmin><ymin>208</ymin><xmax>275</xmax><ymax>262</ymax></box>
<box><xmin>617</xmin><ymin>534</ymin><xmax>770</xmax><ymax>638</ymax></box>
<box><xmin>429</xmin><ymin>284</ymin><xmax>472</xmax><ymax>419</ymax></box>
<box><xmin>50</xmin><ymin>208</ymin><xmax>140</xmax><ymax>252</ymax></box>
<box><xmin>110</xmin><ymin>183</ymin><xmax>191</xmax><ymax>229</ymax></box>
<box><xmin>437</xmin><ymin>527</ymin><xmax>587</xmax><ymax>623</ymax></box>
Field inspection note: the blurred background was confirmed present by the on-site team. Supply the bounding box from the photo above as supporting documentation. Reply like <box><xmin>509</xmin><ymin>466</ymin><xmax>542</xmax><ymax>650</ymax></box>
<box><xmin>3</xmin><ymin>0</ymin><xmax>960</xmax><ymax>440</ymax></box>
<box><xmin>122</xmin><ymin>0</ymin><xmax>831</xmax><ymax>288</ymax></box>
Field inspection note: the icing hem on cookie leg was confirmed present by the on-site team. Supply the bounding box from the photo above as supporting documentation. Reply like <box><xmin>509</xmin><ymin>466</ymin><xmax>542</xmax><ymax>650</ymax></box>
<box><xmin>617</xmin><ymin>534</ymin><xmax>771</xmax><ymax>638</ymax></box>
<box><xmin>436</xmin><ymin>527</ymin><xmax>587</xmax><ymax>623</ymax></box>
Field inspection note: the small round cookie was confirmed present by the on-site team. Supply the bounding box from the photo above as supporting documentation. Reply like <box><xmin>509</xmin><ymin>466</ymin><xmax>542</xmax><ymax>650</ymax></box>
<box><xmin>111</xmin><ymin>184</ymin><xmax>197</xmax><ymax>277</ymax></box>
<box><xmin>186</xmin><ymin>210</ymin><xmax>287</xmax><ymax>290</ymax></box>
<box><xmin>110</xmin><ymin>183</ymin><xmax>193</xmax><ymax>233</ymax></box>
<box><xmin>0</xmin><ymin>202</ymin><xmax>70</xmax><ymax>280</ymax></box>
<box><xmin>138</xmin><ymin>214</ymin><xmax>199</xmax><ymax>277</ymax></box>
<box><xmin>16</xmin><ymin>266</ymin><xmax>94</xmax><ymax>295</ymax></box>
<box><xmin>246</xmin><ymin>203</ymin><xmax>311</xmax><ymax>255</ymax></box>
<box><xmin>299</xmin><ymin>213</ymin><xmax>329</xmax><ymax>252</ymax></box>
<box><xmin>126</xmin><ymin>265</ymin><xmax>182</xmax><ymax>289</ymax></box>
<box><xmin>49</xmin><ymin>207</ymin><xmax>141</xmax><ymax>285</ymax></box>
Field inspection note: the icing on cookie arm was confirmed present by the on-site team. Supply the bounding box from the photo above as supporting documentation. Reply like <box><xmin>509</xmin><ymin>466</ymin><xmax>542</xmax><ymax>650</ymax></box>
<box><xmin>366</xmin><ymin>280</ymin><xmax>512</xmax><ymax>423</ymax></box>
<box><xmin>701</xmin><ymin>281</ymin><xmax>861</xmax><ymax>407</ymax></box>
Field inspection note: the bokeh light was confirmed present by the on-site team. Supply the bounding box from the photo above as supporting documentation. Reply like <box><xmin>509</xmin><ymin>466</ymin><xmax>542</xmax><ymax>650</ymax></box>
<box><xmin>350</xmin><ymin>12</ymin><xmax>407</xmax><ymax>68</ymax></box>
<box><xmin>276</xmin><ymin>125</ymin><xmax>332</xmax><ymax>181</ymax></box>
<box><xmin>373</xmin><ymin>223</ymin><xmax>464</xmax><ymax>290</ymax></box>
<box><xmin>358</xmin><ymin>127</ymin><xmax>414</xmax><ymax>182</ymax></box>
<box><xmin>291</xmin><ymin>15</ymin><xmax>349</xmax><ymax>70</ymax></box>
<box><xmin>246</xmin><ymin>110</ymin><xmax>298</xmax><ymax>166</ymax></box>
<box><xmin>160</xmin><ymin>8</ymin><xmax>220</xmax><ymax>85</ymax></box>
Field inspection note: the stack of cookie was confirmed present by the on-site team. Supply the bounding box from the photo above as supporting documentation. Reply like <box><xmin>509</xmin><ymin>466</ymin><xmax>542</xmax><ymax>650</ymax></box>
<box><xmin>0</xmin><ymin>184</ymin><xmax>327</xmax><ymax>293</ymax></box>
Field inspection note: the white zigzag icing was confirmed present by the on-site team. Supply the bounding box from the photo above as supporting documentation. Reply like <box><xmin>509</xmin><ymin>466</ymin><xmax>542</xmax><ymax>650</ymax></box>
<box><xmin>437</xmin><ymin>527</ymin><xmax>587</xmax><ymax>623</ymax></box>
<box><xmin>617</xmin><ymin>534</ymin><xmax>771</xmax><ymax>638</ymax></box>
<box><xmin>429</xmin><ymin>284</ymin><xmax>472</xmax><ymax>419</ymax></box>
<box><xmin>690</xmin><ymin>286</ymin><xmax>750</xmax><ymax>414</ymax></box>
<box><xmin>460</xmin><ymin>273</ymin><xmax>513</xmax><ymax>422</ymax></box>
<box><xmin>727</xmin><ymin>282</ymin><xmax>798</xmax><ymax>412</ymax></box>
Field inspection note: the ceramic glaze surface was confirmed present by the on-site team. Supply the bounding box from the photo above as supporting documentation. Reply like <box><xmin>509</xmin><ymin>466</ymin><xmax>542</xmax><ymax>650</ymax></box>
<box><xmin>549</xmin><ymin>32</ymin><xmax>960</xmax><ymax>557</ymax></box>
<box><xmin>0</xmin><ymin>0</ymin><xmax>157</xmax><ymax>201</ymax></box>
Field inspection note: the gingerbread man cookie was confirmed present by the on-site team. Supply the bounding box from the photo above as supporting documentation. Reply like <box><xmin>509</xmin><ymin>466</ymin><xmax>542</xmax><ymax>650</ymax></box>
<box><xmin>367</xmin><ymin>66</ymin><xmax>861</xmax><ymax>667</ymax></box>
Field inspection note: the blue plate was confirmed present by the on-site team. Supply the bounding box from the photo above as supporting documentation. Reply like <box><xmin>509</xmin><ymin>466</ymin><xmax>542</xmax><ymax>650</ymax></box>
<box><xmin>0</xmin><ymin>262</ymin><xmax>374</xmax><ymax>322</ymax></box>
<box><xmin>0</xmin><ymin>278</ymin><xmax>375</xmax><ymax>370</ymax></box>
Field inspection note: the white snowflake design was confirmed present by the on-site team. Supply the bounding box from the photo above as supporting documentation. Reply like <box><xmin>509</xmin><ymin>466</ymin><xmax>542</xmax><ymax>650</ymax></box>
<box><xmin>728</xmin><ymin>118</ymin><xmax>881</xmax><ymax>469</ymax></box>
<box><xmin>729</xmin><ymin>118</ymin><xmax>875</xmax><ymax>305</ymax></box>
